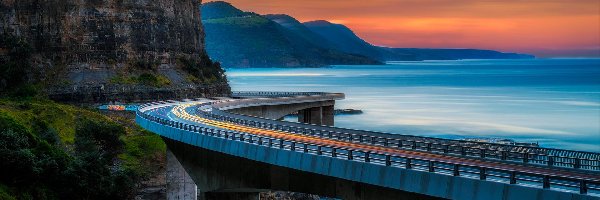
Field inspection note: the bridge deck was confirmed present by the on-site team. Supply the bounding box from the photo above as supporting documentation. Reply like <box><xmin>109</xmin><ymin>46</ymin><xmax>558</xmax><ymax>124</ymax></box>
<box><xmin>136</xmin><ymin>92</ymin><xmax>600</xmax><ymax>198</ymax></box>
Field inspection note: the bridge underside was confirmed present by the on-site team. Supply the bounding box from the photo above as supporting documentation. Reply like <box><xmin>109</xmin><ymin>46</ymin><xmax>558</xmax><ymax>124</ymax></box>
<box><xmin>229</xmin><ymin>100</ymin><xmax>335</xmax><ymax>126</ymax></box>
<box><xmin>140</xmin><ymin>94</ymin><xmax>598</xmax><ymax>200</ymax></box>
<box><xmin>165</xmin><ymin>137</ymin><xmax>439</xmax><ymax>200</ymax></box>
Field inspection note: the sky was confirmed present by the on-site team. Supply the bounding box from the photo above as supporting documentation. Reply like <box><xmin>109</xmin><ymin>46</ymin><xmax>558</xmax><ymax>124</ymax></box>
<box><xmin>218</xmin><ymin>0</ymin><xmax>600</xmax><ymax>57</ymax></box>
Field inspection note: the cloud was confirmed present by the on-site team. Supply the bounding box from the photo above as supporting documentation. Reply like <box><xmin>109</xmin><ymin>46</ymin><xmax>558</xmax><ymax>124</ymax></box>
<box><xmin>219</xmin><ymin>0</ymin><xmax>599</xmax><ymax>56</ymax></box>
<box><xmin>224</xmin><ymin>0</ymin><xmax>600</xmax><ymax>19</ymax></box>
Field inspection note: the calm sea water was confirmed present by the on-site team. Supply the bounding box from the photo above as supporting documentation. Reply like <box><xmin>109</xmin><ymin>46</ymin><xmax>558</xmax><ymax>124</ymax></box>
<box><xmin>225</xmin><ymin>59</ymin><xmax>600</xmax><ymax>152</ymax></box>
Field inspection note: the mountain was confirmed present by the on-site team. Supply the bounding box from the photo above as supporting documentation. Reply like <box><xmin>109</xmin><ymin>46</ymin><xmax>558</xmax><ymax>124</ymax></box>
<box><xmin>303</xmin><ymin>20</ymin><xmax>534</xmax><ymax>61</ymax></box>
<box><xmin>201</xmin><ymin>2</ymin><xmax>381</xmax><ymax>67</ymax></box>
<box><xmin>389</xmin><ymin>48</ymin><xmax>535</xmax><ymax>60</ymax></box>
<box><xmin>264</xmin><ymin>15</ymin><xmax>336</xmax><ymax>50</ymax></box>
<box><xmin>201</xmin><ymin>1</ymin><xmax>532</xmax><ymax>68</ymax></box>
<box><xmin>202</xmin><ymin>1</ymin><xmax>249</xmax><ymax>20</ymax></box>
<box><xmin>303</xmin><ymin>20</ymin><xmax>389</xmax><ymax>60</ymax></box>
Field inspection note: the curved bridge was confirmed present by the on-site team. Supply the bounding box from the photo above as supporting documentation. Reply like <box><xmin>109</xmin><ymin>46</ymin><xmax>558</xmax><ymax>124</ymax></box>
<box><xmin>136</xmin><ymin>92</ymin><xmax>600</xmax><ymax>200</ymax></box>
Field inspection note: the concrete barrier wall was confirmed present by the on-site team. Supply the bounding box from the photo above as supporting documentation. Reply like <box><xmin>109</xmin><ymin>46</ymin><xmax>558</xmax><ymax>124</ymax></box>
<box><xmin>228</xmin><ymin>100</ymin><xmax>335</xmax><ymax>121</ymax></box>
<box><xmin>137</xmin><ymin>115</ymin><xmax>598</xmax><ymax>200</ymax></box>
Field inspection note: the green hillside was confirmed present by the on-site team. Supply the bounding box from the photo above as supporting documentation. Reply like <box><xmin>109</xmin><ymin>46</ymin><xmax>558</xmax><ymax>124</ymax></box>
<box><xmin>202</xmin><ymin>1</ymin><xmax>250</xmax><ymax>20</ymax></box>
<box><xmin>201</xmin><ymin>1</ymin><xmax>380</xmax><ymax>67</ymax></box>
<box><xmin>0</xmin><ymin>98</ymin><xmax>165</xmax><ymax>199</ymax></box>
<box><xmin>264</xmin><ymin>14</ymin><xmax>336</xmax><ymax>50</ymax></box>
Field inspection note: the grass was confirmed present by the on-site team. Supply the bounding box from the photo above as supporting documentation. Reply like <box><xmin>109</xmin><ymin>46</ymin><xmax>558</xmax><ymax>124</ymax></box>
<box><xmin>109</xmin><ymin>73</ymin><xmax>172</xmax><ymax>87</ymax></box>
<box><xmin>0</xmin><ymin>98</ymin><xmax>105</xmax><ymax>144</ymax></box>
<box><xmin>0</xmin><ymin>98</ymin><xmax>166</xmax><ymax>185</ymax></box>
<box><xmin>0</xmin><ymin>184</ymin><xmax>16</xmax><ymax>200</ymax></box>
<box><xmin>107</xmin><ymin>114</ymin><xmax>166</xmax><ymax>176</ymax></box>
<box><xmin>120</xmin><ymin>133</ymin><xmax>166</xmax><ymax>175</ymax></box>
<box><xmin>109</xmin><ymin>74</ymin><xmax>138</xmax><ymax>85</ymax></box>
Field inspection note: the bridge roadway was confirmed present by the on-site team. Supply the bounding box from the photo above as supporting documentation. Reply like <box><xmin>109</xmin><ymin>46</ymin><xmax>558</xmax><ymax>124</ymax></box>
<box><xmin>136</xmin><ymin>92</ymin><xmax>600</xmax><ymax>200</ymax></box>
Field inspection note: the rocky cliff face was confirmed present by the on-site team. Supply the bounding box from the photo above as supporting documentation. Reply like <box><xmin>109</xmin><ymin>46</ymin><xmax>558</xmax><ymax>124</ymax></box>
<box><xmin>1</xmin><ymin>0</ymin><xmax>230</xmax><ymax>102</ymax></box>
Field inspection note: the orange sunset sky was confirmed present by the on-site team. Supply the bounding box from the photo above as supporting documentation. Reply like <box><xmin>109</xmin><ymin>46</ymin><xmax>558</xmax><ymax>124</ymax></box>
<box><xmin>218</xmin><ymin>0</ymin><xmax>600</xmax><ymax>57</ymax></box>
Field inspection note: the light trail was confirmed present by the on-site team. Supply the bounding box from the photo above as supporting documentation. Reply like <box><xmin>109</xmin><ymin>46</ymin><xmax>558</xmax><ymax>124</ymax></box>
<box><xmin>163</xmin><ymin>102</ymin><xmax>600</xmax><ymax>182</ymax></box>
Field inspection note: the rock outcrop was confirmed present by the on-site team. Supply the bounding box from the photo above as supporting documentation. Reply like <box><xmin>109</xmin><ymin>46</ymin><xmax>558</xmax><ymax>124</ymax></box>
<box><xmin>0</xmin><ymin>0</ymin><xmax>230</xmax><ymax>102</ymax></box>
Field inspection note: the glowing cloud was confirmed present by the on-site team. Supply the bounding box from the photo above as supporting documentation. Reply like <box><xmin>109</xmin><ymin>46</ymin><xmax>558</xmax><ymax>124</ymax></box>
<box><xmin>217</xmin><ymin>0</ymin><xmax>600</xmax><ymax>57</ymax></box>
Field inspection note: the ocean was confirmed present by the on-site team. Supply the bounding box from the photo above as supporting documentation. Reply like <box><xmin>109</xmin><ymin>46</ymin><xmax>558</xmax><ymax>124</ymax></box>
<box><xmin>225</xmin><ymin>59</ymin><xmax>600</xmax><ymax>152</ymax></box>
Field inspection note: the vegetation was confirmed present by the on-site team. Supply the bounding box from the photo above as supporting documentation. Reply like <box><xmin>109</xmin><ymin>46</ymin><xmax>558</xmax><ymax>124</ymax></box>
<box><xmin>203</xmin><ymin>15</ymin><xmax>270</xmax><ymax>27</ymax></box>
<box><xmin>177</xmin><ymin>54</ymin><xmax>227</xmax><ymax>84</ymax></box>
<box><xmin>0</xmin><ymin>99</ymin><xmax>166</xmax><ymax>199</ymax></box>
<box><xmin>201</xmin><ymin>1</ymin><xmax>254</xmax><ymax>20</ymax></box>
<box><xmin>0</xmin><ymin>34</ymin><xmax>36</xmax><ymax>97</ymax></box>
<box><xmin>127</xmin><ymin>59</ymin><xmax>161</xmax><ymax>72</ymax></box>
<box><xmin>110</xmin><ymin>73</ymin><xmax>171</xmax><ymax>87</ymax></box>
<box><xmin>0</xmin><ymin>13</ymin><xmax>226</xmax><ymax>200</ymax></box>
<box><xmin>105</xmin><ymin>58</ymin><xmax>173</xmax><ymax>87</ymax></box>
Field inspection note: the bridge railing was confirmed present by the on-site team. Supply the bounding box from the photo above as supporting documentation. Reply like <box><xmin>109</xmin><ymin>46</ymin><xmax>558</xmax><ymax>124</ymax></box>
<box><xmin>231</xmin><ymin>91</ymin><xmax>330</xmax><ymax>97</ymax></box>
<box><xmin>138</xmin><ymin>95</ymin><xmax>600</xmax><ymax>172</ymax></box>
<box><xmin>198</xmin><ymin>107</ymin><xmax>600</xmax><ymax>172</ymax></box>
<box><xmin>136</xmin><ymin>108</ymin><xmax>600</xmax><ymax>196</ymax></box>
<box><xmin>214</xmin><ymin>92</ymin><xmax>344</xmax><ymax>110</ymax></box>
<box><xmin>224</xmin><ymin>92</ymin><xmax>600</xmax><ymax>166</ymax></box>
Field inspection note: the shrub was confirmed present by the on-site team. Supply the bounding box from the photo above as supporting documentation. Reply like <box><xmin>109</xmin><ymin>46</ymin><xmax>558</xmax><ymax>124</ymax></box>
<box><xmin>0</xmin><ymin>34</ymin><xmax>33</xmax><ymax>95</ymax></box>
<box><xmin>75</xmin><ymin>118</ymin><xmax>125</xmax><ymax>159</ymax></box>
<box><xmin>177</xmin><ymin>54</ymin><xmax>226</xmax><ymax>84</ymax></box>
<box><xmin>127</xmin><ymin>59</ymin><xmax>160</xmax><ymax>72</ymax></box>
<box><xmin>137</xmin><ymin>73</ymin><xmax>158</xmax><ymax>86</ymax></box>
<box><xmin>0</xmin><ymin>109</ymin><xmax>137</xmax><ymax>199</ymax></box>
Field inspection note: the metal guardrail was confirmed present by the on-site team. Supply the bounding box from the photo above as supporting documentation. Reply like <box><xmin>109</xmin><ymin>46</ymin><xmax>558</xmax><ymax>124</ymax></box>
<box><xmin>201</xmin><ymin>109</ymin><xmax>600</xmax><ymax>172</ymax></box>
<box><xmin>215</xmin><ymin>92</ymin><xmax>600</xmax><ymax>172</ymax></box>
<box><xmin>231</xmin><ymin>91</ymin><xmax>331</xmax><ymax>98</ymax></box>
<box><xmin>136</xmin><ymin>103</ymin><xmax>600</xmax><ymax>196</ymax></box>
<box><xmin>216</xmin><ymin>92</ymin><xmax>345</xmax><ymax>110</ymax></box>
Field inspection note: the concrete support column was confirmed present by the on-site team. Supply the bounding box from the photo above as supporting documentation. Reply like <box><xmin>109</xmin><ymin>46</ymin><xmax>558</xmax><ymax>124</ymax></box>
<box><xmin>298</xmin><ymin>107</ymin><xmax>323</xmax><ymax>125</ymax></box>
<box><xmin>322</xmin><ymin>105</ymin><xmax>334</xmax><ymax>126</ymax></box>
<box><xmin>167</xmin><ymin>148</ymin><xmax>198</xmax><ymax>200</ymax></box>
<box><xmin>298</xmin><ymin>109</ymin><xmax>308</xmax><ymax>124</ymax></box>
<box><xmin>309</xmin><ymin>107</ymin><xmax>323</xmax><ymax>125</ymax></box>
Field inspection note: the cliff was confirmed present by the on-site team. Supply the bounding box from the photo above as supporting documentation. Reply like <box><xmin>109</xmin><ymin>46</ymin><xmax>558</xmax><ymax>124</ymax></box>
<box><xmin>0</xmin><ymin>0</ymin><xmax>230</xmax><ymax>102</ymax></box>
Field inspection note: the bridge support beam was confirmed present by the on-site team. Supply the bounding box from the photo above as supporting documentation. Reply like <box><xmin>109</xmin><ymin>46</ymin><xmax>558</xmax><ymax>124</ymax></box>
<box><xmin>164</xmin><ymin>138</ymin><xmax>436</xmax><ymax>200</ymax></box>
<box><xmin>298</xmin><ymin>107</ymin><xmax>321</xmax><ymax>125</ymax></box>
<box><xmin>298</xmin><ymin>105</ymin><xmax>334</xmax><ymax>126</ymax></box>
<box><xmin>166</xmin><ymin>148</ymin><xmax>198</xmax><ymax>200</ymax></box>
<box><xmin>322</xmin><ymin>105</ymin><xmax>334</xmax><ymax>126</ymax></box>
<box><xmin>229</xmin><ymin>100</ymin><xmax>335</xmax><ymax>126</ymax></box>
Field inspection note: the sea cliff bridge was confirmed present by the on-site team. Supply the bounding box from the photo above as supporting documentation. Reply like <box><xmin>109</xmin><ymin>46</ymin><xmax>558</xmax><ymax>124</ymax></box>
<box><xmin>136</xmin><ymin>92</ymin><xmax>600</xmax><ymax>200</ymax></box>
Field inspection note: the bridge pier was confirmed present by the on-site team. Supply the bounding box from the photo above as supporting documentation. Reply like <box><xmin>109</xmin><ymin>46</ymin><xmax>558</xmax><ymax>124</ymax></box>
<box><xmin>166</xmin><ymin>148</ymin><xmax>198</xmax><ymax>200</ymax></box>
<box><xmin>322</xmin><ymin>105</ymin><xmax>334</xmax><ymax>126</ymax></box>
<box><xmin>229</xmin><ymin>100</ymin><xmax>336</xmax><ymax>126</ymax></box>
<box><xmin>298</xmin><ymin>107</ymin><xmax>321</xmax><ymax>125</ymax></box>
<box><xmin>297</xmin><ymin>105</ymin><xmax>335</xmax><ymax>126</ymax></box>
<box><xmin>298</xmin><ymin>105</ymin><xmax>334</xmax><ymax>126</ymax></box>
